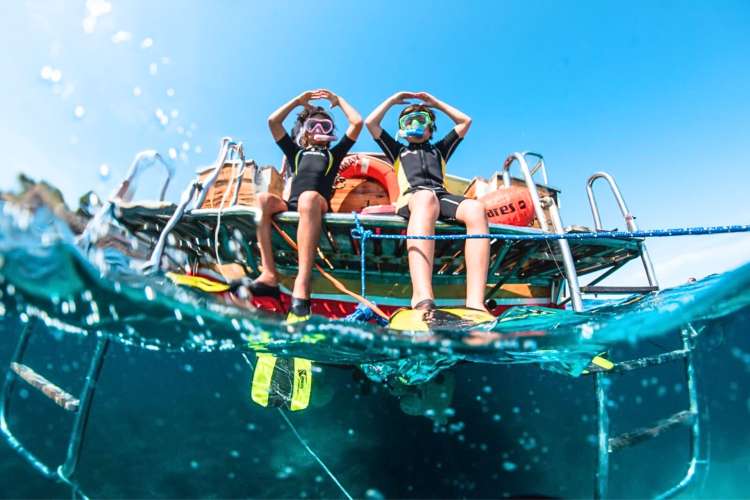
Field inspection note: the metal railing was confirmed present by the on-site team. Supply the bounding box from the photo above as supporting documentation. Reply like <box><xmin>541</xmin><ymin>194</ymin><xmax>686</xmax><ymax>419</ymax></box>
<box><xmin>586</xmin><ymin>172</ymin><xmax>658</xmax><ymax>288</ymax></box>
<box><xmin>503</xmin><ymin>152</ymin><xmax>584</xmax><ymax>312</ymax></box>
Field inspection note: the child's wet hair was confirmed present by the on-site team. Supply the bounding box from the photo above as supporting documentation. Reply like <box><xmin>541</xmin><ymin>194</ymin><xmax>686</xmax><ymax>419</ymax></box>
<box><xmin>292</xmin><ymin>106</ymin><xmax>335</xmax><ymax>147</ymax></box>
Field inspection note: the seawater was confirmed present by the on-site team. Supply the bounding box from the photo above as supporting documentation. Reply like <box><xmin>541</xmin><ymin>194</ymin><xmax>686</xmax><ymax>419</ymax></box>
<box><xmin>1</xmin><ymin>202</ymin><xmax>749</xmax><ymax>498</ymax></box>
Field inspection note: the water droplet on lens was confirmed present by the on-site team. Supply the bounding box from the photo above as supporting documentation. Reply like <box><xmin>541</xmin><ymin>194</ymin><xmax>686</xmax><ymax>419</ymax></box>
<box><xmin>111</xmin><ymin>31</ymin><xmax>132</xmax><ymax>44</ymax></box>
<box><xmin>40</xmin><ymin>65</ymin><xmax>53</xmax><ymax>80</ymax></box>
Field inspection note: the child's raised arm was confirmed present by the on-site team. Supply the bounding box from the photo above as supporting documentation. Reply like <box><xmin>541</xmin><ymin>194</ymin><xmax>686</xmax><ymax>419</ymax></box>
<box><xmin>365</xmin><ymin>91</ymin><xmax>417</xmax><ymax>138</ymax></box>
<box><xmin>414</xmin><ymin>92</ymin><xmax>472</xmax><ymax>138</ymax></box>
<box><xmin>315</xmin><ymin>89</ymin><xmax>363</xmax><ymax>141</ymax></box>
<box><xmin>268</xmin><ymin>90</ymin><xmax>316</xmax><ymax>141</ymax></box>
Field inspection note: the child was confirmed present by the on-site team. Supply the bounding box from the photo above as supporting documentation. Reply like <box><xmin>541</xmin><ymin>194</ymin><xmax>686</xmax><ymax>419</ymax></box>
<box><xmin>248</xmin><ymin>89</ymin><xmax>362</xmax><ymax>321</ymax></box>
<box><xmin>365</xmin><ymin>91</ymin><xmax>489</xmax><ymax>312</ymax></box>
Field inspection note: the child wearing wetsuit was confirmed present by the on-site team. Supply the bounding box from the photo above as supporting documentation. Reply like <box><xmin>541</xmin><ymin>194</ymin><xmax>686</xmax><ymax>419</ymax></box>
<box><xmin>248</xmin><ymin>89</ymin><xmax>362</xmax><ymax>321</ymax></box>
<box><xmin>366</xmin><ymin>92</ymin><xmax>489</xmax><ymax>312</ymax></box>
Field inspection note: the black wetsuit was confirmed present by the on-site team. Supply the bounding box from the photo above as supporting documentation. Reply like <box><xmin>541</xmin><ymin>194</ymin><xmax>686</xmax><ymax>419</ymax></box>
<box><xmin>276</xmin><ymin>133</ymin><xmax>355</xmax><ymax>210</ymax></box>
<box><xmin>374</xmin><ymin>129</ymin><xmax>466</xmax><ymax>220</ymax></box>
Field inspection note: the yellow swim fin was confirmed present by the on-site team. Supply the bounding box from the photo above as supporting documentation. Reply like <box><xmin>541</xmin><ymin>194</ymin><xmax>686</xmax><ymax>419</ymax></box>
<box><xmin>250</xmin><ymin>353</ymin><xmax>313</xmax><ymax>412</ymax></box>
<box><xmin>166</xmin><ymin>272</ymin><xmax>230</xmax><ymax>293</ymax></box>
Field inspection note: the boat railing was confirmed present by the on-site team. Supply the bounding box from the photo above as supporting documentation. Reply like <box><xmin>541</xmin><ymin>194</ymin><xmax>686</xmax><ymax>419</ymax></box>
<box><xmin>503</xmin><ymin>152</ymin><xmax>584</xmax><ymax>311</ymax></box>
<box><xmin>112</xmin><ymin>149</ymin><xmax>174</xmax><ymax>203</ymax></box>
<box><xmin>586</xmin><ymin>172</ymin><xmax>658</xmax><ymax>288</ymax></box>
<box><xmin>144</xmin><ymin>137</ymin><xmax>251</xmax><ymax>272</ymax></box>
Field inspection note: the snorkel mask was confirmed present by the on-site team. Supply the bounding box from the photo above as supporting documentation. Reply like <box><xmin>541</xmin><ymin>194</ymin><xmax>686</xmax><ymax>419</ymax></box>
<box><xmin>302</xmin><ymin>117</ymin><xmax>337</xmax><ymax>143</ymax></box>
<box><xmin>398</xmin><ymin>111</ymin><xmax>433</xmax><ymax>138</ymax></box>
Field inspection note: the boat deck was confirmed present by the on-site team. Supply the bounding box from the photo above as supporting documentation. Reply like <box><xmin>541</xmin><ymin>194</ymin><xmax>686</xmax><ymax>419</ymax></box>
<box><xmin>113</xmin><ymin>204</ymin><xmax>644</xmax><ymax>304</ymax></box>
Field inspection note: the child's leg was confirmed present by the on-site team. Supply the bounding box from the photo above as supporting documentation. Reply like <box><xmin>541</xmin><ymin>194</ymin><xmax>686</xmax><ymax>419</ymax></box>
<box><xmin>455</xmin><ymin>199</ymin><xmax>489</xmax><ymax>310</ymax></box>
<box><xmin>292</xmin><ymin>190</ymin><xmax>328</xmax><ymax>299</ymax></box>
<box><xmin>406</xmin><ymin>190</ymin><xmax>440</xmax><ymax>308</ymax></box>
<box><xmin>255</xmin><ymin>192</ymin><xmax>289</xmax><ymax>286</ymax></box>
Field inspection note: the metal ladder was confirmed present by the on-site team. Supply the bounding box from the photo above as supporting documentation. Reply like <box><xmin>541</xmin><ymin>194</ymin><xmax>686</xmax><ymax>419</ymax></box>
<box><xmin>589</xmin><ymin>323</ymin><xmax>706</xmax><ymax>498</ymax></box>
<box><xmin>583</xmin><ymin>172</ymin><xmax>659</xmax><ymax>295</ymax></box>
<box><xmin>582</xmin><ymin>173</ymin><xmax>705</xmax><ymax>497</ymax></box>
<box><xmin>0</xmin><ymin>319</ymin><xmax>109</xmax><ymax>498</ymax></box>
<box><xmin>502</xmin><ymin>152</ymin><xmax>584</xmax><ymax>312</ymax></box>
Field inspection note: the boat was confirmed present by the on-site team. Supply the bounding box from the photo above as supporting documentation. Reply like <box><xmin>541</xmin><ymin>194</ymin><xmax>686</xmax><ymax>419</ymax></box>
<box><xmin>79</xmin><ymin>137</ymin><xmax>658</xmax><ymax>320</ymax></box>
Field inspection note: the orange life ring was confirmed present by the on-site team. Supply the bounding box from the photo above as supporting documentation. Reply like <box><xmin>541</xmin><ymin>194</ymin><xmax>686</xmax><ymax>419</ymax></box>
<box><xmin>339</xmin><ymin>154</ymin><xmax>399</xmax><ymax>203</ymax></box>
<box><xmin>480</xmin><ymin>186</ymin><xmax>535</xmax><ymax>226</ymax></box>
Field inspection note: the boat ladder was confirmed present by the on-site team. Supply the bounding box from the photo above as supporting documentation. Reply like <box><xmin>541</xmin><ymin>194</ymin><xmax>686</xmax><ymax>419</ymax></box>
<box><xmin>0</xmin><ymin>319</ymin><xmax>108</xmax><ymax>499</ymax></box>
<box><xmin>587</xmin><ymin>323</ymin><xmax>707</xmax><ymax>498</ymax></box>
<box><xmin>582</xmin><ymin>171</ymin><xmax>659</xmax><ymax>296</ymax></box>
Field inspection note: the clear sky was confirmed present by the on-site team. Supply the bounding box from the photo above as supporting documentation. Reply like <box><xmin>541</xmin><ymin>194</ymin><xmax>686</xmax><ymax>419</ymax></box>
<box><xmin>1</xmin><ymin>0</ymin><xmax>748</xmax><ymax>287</ymax></box>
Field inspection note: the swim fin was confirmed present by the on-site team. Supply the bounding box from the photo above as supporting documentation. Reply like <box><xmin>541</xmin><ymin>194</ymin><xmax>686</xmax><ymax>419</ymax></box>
<box><xmin>250</xmin><ymin>353</ymin><xmax>313</xmax><ymax>411</ymax></box>
<box><xmin>166</xmin><ymin>272</ymin><xmax>230</xmax><ymax>293</ymax></box>
<box><xmin>388</xmin><ymin>307</ymin><xmax>496</xmax><ymax>332</ymax></box>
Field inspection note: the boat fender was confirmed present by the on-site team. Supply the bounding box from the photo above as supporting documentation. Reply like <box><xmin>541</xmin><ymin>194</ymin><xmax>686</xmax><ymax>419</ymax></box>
<box><xmin>480</xmin><ymin>186</ymin><xmax>535</xmax><ymax>226</ymax></box>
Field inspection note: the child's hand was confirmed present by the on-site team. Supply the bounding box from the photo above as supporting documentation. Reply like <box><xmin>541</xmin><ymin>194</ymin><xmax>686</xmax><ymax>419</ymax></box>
<box><xmin>312</xmin><ymin>89</ymin><xmax>340</xmax><ymax>108</ymax></box>
<box><xmin>390</xmin><ymin>91</ymin><xmax>418</xmax><ymax>105</ymax></box>
<box><xmin>296</xmin><ymin>90</ymin><xmax>317</xmax><ymax>108</ymax></box>
<box><xmin>415</xmin><ymin>92</ymin><xmax>439</xmax><ymax>107</ymax></box>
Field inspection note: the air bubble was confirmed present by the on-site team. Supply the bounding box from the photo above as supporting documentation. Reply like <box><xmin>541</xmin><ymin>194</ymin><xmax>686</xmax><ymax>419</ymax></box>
<box><xmin>98</xmin><ymin>163</ymin><xmax>110</xmax><ymax>179</ymax></box>
<box><xmin>111</xmin><ymin>31</ymin><xmax>132</xmax><ymax>44</ymax></box>
<box><xmin>73</xmin><ymin>105</ymin><xmax>86</xmax><ymax>119</ymax></box>
<box><xmin>168</xmin><ymin>148</ymin><xmax>177</xmax><ymax>160</ymax></box>
<box><xmin>141</xmin><ymin>37</ymin><xmax>154</xmax><ymax>49</ymax></box>
<box><xmin>502</xmin><ymin>461</ymin><xmax>517</xmax><ymax>472</ymax></box>
<box><xmin>133</xmin><ymin>86</ymin><xmax>142</xmax><ymax>97</ymax></box>
<box><xmin>149</xmin><ymin>63</ymin><xmax>158</xmax><ymax>76</ymax></box>
<box><xmin>166</xmin><ymin>88</ymin><xmax>175</xmax><ymax>97</ymax></box>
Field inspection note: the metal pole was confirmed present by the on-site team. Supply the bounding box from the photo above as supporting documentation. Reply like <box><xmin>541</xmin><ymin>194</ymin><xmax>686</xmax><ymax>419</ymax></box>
<box><xmin>655</xmin><ymin>324</ymin><xmax>705</xmax><ymax>499</ymax></box>
<box><xmin>546</xmin><ymin>200</ymin><xmax>584</xmax><ymax>312</ymax></box>
<box><xmin>59</xmin><ymin>338</ymin><xmax>110</xmax><ymax>481</ymax></box>
<box><xmin>594</xmin><ymin>372</ymin><xmax>611</xmax><ymax>499</ymax></box>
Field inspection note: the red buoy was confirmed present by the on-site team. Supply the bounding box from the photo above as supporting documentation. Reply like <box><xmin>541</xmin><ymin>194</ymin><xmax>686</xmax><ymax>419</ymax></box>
<box><xmin>480</xmin><ymin>186</ymin><xmax>535</xmax><ymax>226</ymax></box>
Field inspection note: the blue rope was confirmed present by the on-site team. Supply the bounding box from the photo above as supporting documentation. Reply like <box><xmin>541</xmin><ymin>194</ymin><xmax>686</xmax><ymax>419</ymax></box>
<box><xmin>352</xmin><ymin>216</ymin><xmax>750</xmax><ymax>242</ymax></box>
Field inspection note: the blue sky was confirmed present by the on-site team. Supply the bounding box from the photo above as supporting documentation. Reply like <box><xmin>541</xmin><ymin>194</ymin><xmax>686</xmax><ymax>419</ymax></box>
<box><xmin>1</xmin><ymin>0</ymin><xmax>749</xmax><ymax>286</ymax></box>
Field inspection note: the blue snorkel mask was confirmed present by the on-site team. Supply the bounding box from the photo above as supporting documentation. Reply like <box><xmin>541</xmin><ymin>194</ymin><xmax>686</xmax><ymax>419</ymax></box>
<box><xmin>398</xmin><ymin>111</ymin><xmax>433</xmax><ymax>138</ymax></box>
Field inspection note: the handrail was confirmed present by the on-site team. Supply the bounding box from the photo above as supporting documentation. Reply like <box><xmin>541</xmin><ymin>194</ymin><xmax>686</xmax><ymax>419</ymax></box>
<box><xmin>502</xmin><ymin>152</ymin><xmax>549</xmax><ymax>230</ymax></box>
<box><xmin>501</xmin><ymin>152</ymin><xmax>584</xmax><ymax>312</ymax></box>
<box><xmin>586</xmin><ymin>172</ymin><xmax>636</xmax><ymax>231</ymax></box>
<box><xmin>586</xmin><ymin>172</ymin><xmax>658</xmax><ymax>287</ymax></box>
<box><xmin>193</xmin><ymin>137</ymin><xmax>235</xmax><ymax>209</ymax></box>
<box><xmin>112</xmin><ymin>150</ymin><xmax>173</xmax><ymax>203</ymax></box>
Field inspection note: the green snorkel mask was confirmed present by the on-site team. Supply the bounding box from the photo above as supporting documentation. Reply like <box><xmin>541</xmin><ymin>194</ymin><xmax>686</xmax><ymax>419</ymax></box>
<box><xmin>398</xmin><ymin>111</ymin><xmax>433</xmax><ymax>138</ymax></box>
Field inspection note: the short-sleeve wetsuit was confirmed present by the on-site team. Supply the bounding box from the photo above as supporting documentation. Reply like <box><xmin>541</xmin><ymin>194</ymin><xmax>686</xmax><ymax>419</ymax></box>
<box><xmin>275</xmin><ymin>133</ymin><xmax>355</xmax><ymax>210</ymax></box>
<box><xmin>374</xmin><ymin>128</ymin><xmax>466</xmax><ymax>220</ymax></box>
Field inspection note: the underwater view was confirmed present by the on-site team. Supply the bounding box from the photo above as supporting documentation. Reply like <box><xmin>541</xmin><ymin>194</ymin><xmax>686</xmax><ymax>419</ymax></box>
<box><xmin>2</xmin><ymin>1</ymin><xmax>750</xmax><ymax>498</ymax></box>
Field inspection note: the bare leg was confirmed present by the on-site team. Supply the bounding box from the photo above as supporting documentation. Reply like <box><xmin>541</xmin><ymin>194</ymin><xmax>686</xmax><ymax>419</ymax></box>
<box><xmin>292</xmin><ymin>190</ymin><xmax>328</xmax><ymax>299</ymax></box>
<box><xmin>455</xmin><ymin>199</ymin><xmax>489</xmax><ymax>310</ymax></box>
<box><xmin>255</xmin><ymin>192</ymin><xmax>288</xmax><ymax>286</ymax></box>
<box><xmin>406</xmin><ymin>191</ymin><xmax>440</xmax><ymax>307</ymax></box>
